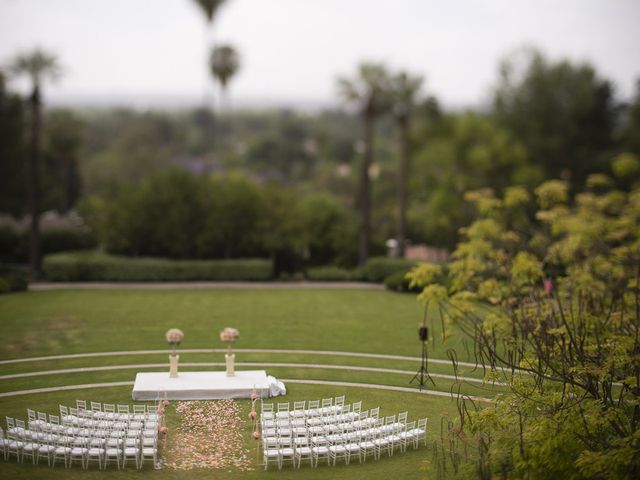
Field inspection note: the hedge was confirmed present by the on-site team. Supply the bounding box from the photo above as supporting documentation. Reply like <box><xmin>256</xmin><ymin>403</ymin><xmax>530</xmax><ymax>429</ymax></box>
<box><xmin>383</xmin><ymin>270</ymin><xmax>422</xmax><ymax>293</ymax></box>
<box><xmin>0</xmin><ymin>265</ymin><xmax>28</xmax><ymax>294</ymax></box>
<box><xmin>43</xmin><ymin>251</ymin><xmax>273</xmax><ymax>282</ymax></box>
<box><xmin>306</xmin><ymin>266</ymin><xmax>356</xmax><ymax>282</ymax></box>
<box><xmin>360</xmin><ymin>257</ymin><xmax>418</xmax><ymax>282</ymax></box>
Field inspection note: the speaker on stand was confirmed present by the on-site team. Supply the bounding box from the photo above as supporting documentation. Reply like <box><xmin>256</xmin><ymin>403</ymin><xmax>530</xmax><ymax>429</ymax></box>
<box><xmin>410</xmin><ymin>315</ymin><xmax>435</xmax><ymax>390</ymax></box>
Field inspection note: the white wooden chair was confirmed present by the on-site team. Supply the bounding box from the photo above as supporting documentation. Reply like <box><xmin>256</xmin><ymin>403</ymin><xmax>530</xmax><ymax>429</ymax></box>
<box><xmin>52</xmin><ymin>435</ymin><xmax>71</xmax><ymax>468</ymax></box>
<box><xmin>311</xmin><ymin>437</ymin><xmax>330</xmax><ymax>467</ymax></box>
<box><xmin>262</xmin><ymin>437</ymin><xmax>279</xmax><ymax>470</ymax></box>
<box><xmin>140</xmin><ymin>433</ymin><xmax>158</xmax><ymax>469</ymax></box>
<box><xmin>122</xmin><ymin>434</ymin><xmax>141</xmax><ymax>469</ymax></box>
<box><xmin>261</xmin><ymin>402</ymin><xmax>274</xmax><ymax>420</ymax></box>
<box><xmin>69</xmin><ymin>435</ymin><xmax>88</xmax><ymax>469</ymax></box>
<box><xmin>328</xmin><ymin>431</ymin><xmax>349</xmax><ymax>466</ymax></box>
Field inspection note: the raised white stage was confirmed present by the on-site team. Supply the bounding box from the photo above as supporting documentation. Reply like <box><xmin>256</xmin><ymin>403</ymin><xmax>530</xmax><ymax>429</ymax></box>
<box><xmin>132</xmin><ymin>370</ymin><xmax>286</xmax><ymax>401</ymax></box>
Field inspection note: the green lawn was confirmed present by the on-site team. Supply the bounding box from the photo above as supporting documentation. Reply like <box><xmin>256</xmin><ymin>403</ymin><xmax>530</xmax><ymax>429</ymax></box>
<box><xmin>0</xmin><ymin>288</ymin><xmax>493</xmax><ymax>479</ymax></box>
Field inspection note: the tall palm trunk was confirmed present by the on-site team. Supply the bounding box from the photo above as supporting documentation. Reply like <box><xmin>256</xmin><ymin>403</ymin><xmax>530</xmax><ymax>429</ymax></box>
<box><xmin>28</xmin><ymin>85</ymin><xmax>42</xmax><ymax>278</ymax></box>
<box><xmin>397</xmin><ymin>114</ymin><xmax>410</xmax><ymax>257</ymax></box>
<box><xmin>358</xmin><ymin>110</ymin><xmax>373</xmax><ymax>265</ymax></box>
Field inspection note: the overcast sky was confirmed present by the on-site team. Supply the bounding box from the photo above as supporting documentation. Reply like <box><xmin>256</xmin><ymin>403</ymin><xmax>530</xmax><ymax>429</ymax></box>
<box><xmin>1</xmin><ymin>0</ymin><xmax>639</xmax><ymax>109</ymax></box>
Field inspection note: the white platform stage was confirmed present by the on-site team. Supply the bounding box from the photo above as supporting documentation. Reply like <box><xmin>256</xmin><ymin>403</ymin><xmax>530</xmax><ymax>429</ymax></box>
<box><xmin>131</xmin><ymin>370</ymin><xmax>286</xmax><ymax>401</ymax></box>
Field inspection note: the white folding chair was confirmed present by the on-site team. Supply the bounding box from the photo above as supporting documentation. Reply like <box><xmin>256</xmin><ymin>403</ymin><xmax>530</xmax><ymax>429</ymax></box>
<box><xmin>69</xmin><ymin>435</ymin><xmax>88</xmax><ymax>469</ymax></box>
<box><xmin>328</xmin><ymin>432</ymin><xmax>350</xmax><ymax>466</ymax></box>
<box><xmin>307</xmin><ymin>400</ymin><xmax>320</xmax><ymax>417</ymax></box>
<box><xmin>52</xmin><ymin>435</ymin><xmax>71</xmax><ymax>468</ymax></box>
<box><xmin>122</xmin><ymin>434</ymin><xmax>141</xmax><ymax>469</ymax></box>
<box><xmin>140</xmin><ymin>434</ymin><xmax>158</xmax><ymax>469</ymax></box>
<box><xmin>261</xmin><ymin>402</ymin><xmax>274</xmax><ymax>420</ymax></box>
<box><xmin>311</xmin><ymin>437</ymin><xmax>330</xmax><ymax>467</ymax></box>
<box><xmin>276</xmin><ymin>402</ymin><xmax>290</xmax><ymax>419</ymax></box>
<box><xmin>262</xmin><ymin>437</ymin><xmax>279</xmax><ymax>470</ymax></box>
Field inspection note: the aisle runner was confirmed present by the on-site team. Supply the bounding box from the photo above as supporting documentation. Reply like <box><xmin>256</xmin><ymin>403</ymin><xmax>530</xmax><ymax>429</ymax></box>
<box><xmin>164</xmin><ymin>400</ymin><xmax>252</xmax><ymax>471</ymax></box>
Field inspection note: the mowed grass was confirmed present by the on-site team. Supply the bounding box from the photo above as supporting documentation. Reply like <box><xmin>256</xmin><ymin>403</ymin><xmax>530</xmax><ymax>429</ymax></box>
<box><xmin>0</xmin><ymin>288</ymin><xmax>492</xmax><ymax>479</ymax></box>
<box><xmin>0</xmin><ymin>289</ymin><xmax>470</xmax><ymax>360</ymax></box>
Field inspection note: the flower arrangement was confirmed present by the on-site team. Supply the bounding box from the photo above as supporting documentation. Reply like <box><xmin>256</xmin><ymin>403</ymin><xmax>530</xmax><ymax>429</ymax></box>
<box><xmin>219</xmin><ymin>327</ymin><xmax>239</xmax><ymax>355</ymax></box>
<box><xmin>165</xmin><ymin>328</ymin><xmax>184</xmax><ymax>356</ymax></box>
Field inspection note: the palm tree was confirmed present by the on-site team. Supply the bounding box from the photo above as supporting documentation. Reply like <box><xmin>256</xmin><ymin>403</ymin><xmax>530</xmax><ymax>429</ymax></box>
<box><xmin>10</xmin><ymin>49</ymin><xmax>61</xmax><ymax>279</ymax></box>
<box><xmin>192</xmin><ymin>0</ymin><xmax>227</xmax><ymax>24</ymax></box>
<box><xmin>209</xmin><ymin>44</ymin><xmax>240</xmax><ymax>111</ymax></box>
<box><xmin>192</xmin><ymin>0</ymin><xmax>228</xmax><ymax>102</ymax></box>
<box><xmin>338</xmin><ymin>63</ymin><xmax>391</xmax><ymax>265</ymax></box>
<box><xmin>391</xmin><ymin>71</ymin><xmax>422</xmax><ymax>257</ymax></box>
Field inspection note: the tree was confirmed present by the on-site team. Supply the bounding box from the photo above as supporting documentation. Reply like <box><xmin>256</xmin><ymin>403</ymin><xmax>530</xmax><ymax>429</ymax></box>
<box><xmin>391</xmin><ymin>71</ymin><xmax>422</xmax><ymax>257</ymax></box>
<box><xmin>191</xmin><ymin>0</ymin><xmax>227</xmax><ymax>101</ymax></box>
<box><xmin>192</xmin><ymin>0</ymin><xmax>227</xmax><ymax>23</ymax></box>
<box><xmin>620</xmin><ymin>79</ymin><xmax>640</xmax><ymax>156</ymax></box>
<box><xmin>0</xmin><ymin>71</ymin><xmax>26</xmax><ymax>216</ymax></box>
<box><xmin>338</xmin><ymin>63</ymin><xmax>391</xmax><ymax>265</ymax></box>
<box><xmin>10</xmin><ymin>49</ymin><xmax>61</xmax><ymax>279</ymax></box>
<box><xmin>493</xmin><ymin>48</ymin><xmax>617</xmax><ymax>186</ymax></box>
<box><xmin>411</xmin><ymin>112</ymin><xmax>542</xmax><ymax>247</ymax></box>
<box><xmin>209</xmin><ymin>44</ymin><xmax>240</xmax><ymax>111</ymax></box>
<box><xmin>45</xmin><ymin>109</ymin><xmax>84</xmax><ymax>212</ymax></box>
<box><xmin>408</xmin><ymin>178</ymin><xmax>640</xmax><ymax>479</ymax></box>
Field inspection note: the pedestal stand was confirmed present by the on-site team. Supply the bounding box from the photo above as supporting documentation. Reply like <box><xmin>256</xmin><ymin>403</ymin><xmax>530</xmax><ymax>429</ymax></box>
<box><xmin>169</xmin><ymin>354</ymin><xmax>179</xmax><ymax>378</ymax></box>
<box><xmin>225</xmin><ymin>353</ymin><xmax>235</xmax><ymax>377</ymax></box>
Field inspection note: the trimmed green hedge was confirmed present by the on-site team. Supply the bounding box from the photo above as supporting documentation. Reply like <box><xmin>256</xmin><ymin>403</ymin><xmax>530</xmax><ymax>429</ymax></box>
<box><xmin>0</xmin><ymin>265</ymin><xmax>28</xmax><ymax>294</ymax></box>
<box><xmin>43</xmin><ymin>251</ymin><xmax>273</xmax><ymax>282</ymax></box>
<box><xmin>306</xmin><ymin>266</ymin><xmax>356</xmax><ymax>281</ymax></box>
<box><xmin>360</xmin><ymin>257</ymin><xmax>417</xmax><ymax>282</ymax></box>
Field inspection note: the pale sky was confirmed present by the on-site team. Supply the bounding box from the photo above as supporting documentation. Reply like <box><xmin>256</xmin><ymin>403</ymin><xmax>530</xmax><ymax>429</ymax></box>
<box><xmin>1</xmin><ymin>0</ymin><xmax>639</xmax><ymax>109</ymax></box>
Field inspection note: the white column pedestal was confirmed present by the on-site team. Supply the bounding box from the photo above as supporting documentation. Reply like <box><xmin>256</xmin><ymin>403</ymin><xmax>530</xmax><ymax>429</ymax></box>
<box><xmin>169</xmin><ymin>354</ymin><xmax>179</xmax><ymax>378</ymax></box>
<box><xmin>226</xmin><ymin>353</ymin><xmax>235</xmax><ymax>377</ymax></box>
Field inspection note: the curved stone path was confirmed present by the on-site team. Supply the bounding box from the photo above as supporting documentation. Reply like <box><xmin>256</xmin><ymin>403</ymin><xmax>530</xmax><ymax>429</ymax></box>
<box><xmin>0</xmin><ymin>348</ymin><xmax>479</xmax><ymax>369</ymax></box>
<box><xmin>0</xmin><ymin>361</ymin><xmax>502</xmax><ymax>385</ymax></box>
<box><xmin>0</xmin><ymin>379</ymin><xmax>491</xmax><ymax>403</ymax></box>
<box><xmin>29</xmin><ymin>281</ymin><xmax>385</xmax><ymax>291</ymax></box>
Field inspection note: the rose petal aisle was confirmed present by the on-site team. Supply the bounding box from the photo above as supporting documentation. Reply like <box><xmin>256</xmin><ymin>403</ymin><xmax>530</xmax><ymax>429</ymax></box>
<box><xmin>163</xmin><ymin>400</ymin><xmax>252</xmax><ymax>471</ymax></box>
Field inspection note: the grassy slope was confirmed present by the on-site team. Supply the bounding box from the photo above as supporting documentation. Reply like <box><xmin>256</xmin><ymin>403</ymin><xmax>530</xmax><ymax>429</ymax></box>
<box><xmin>0</xmin><ymin>288</ymin><xmax>491</xmax><ymax>478</ymax></box>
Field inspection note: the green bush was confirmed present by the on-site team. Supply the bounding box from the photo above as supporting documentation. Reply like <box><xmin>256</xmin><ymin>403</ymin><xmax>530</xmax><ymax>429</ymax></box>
<box><xmin>383</xmin><ymin>270</ymin><xmax>422</xmax><ymax>293</ymax></box>
<box><xmin>306</xmin><ymin>266</ymin><xmax>355</xmax><ymax>281</ymax></box>
<box><xmin>0</xmin><ymin>226</ymin><xmax>97</xmax><ymax>263</ymax></box>
<box><xmin>0</xmin><ymin>265</ymin><xmax>28</xmax><ymax>294</ymax></box>
<box><xmin>43</xmin><ymin>251</ymin><xmax>273</xmax><ymax>282</ymax></box>
<box><xmin>360</xmin><ymin>257</ymin><xmax>417</xmax><ymax>282</ymax></box>
<box><xmin>41</xmin><ymin>228</ymin><xmax>97</xmax><ymax>254</ymax></box>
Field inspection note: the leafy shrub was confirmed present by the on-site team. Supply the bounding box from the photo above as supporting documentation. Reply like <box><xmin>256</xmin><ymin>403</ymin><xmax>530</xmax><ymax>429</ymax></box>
<box><xmin>360</xmin><ymin>257</ymin><xmax>417</xmax><ymax>282</ymax></box>
<box><xmin>0</xmin><ymin>226</ymin><xmax>96</xmax><ymax>263</ymax></box>
<box><xmin>41</xmin><ymin>228</ymin><xmax>97</xmax><ymax>254</ymax></box>
<box><xmin>306</xmin><ymin>266</ymin><xmax>354</xmax><ymax>281</ymax></box>
<box><xmin>0</xmin><ymin>227</ymin><xmax>22</xmax><ymax>263</ymax></box>
<box><xmin>0</xmin><ymin>265</ymin><xmax>28</xmax><ymax>294</ymax></box>
<box><xmin>383</xmin><ymin>270</ymin><xmax>422</xmax><ymax>292</ymax></box>
<box><xmin>43</xmin><ymin>251</ymin><xmax>273</xmax><ymax>281</ymax></box>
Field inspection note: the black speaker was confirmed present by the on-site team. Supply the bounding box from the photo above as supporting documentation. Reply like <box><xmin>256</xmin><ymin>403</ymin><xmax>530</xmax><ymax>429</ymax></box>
<box><xmin>418</xmin><ymin>326</ymin><xmax>428</xmax><ymax>342</ymax></box>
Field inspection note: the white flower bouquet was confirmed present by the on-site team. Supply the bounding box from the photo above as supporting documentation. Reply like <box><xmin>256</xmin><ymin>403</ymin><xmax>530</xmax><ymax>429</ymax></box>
<box><xmin>165</xmin><ymin>328</ymin><xmax>184</xmax><ymax>356</ymax></box>
<box><xmin>219</xmin><ymin>327</ymin><xmax>239</xmax><ymax>355</ymax></box>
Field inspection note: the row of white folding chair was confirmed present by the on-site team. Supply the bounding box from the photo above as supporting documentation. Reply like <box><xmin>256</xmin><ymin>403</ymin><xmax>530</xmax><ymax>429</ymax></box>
<box><xmin>263</xmin><ymin>413</ymin><xmax>424</xmax><ymax>460</ymax></box>
<box><xmin>262</xmin><ymin>414</ymin><xmax>377</xmax><ymax>439</ymax></box>
<box><xmin>3</xmin><ymin>421</ymin><xmax>156</xmax><ymax>470</ymax></box>
<box><xmin>263</xmin><ymin>426</ymin><xmax>411</xmax><ymax>470</ymax></box>
<box><xmin>26</xmin><ymin>410</ymin><xmax>156</xmax><ymax>439</ymax></box>
<box><xmin>60</xmin><ymin>405</ymin><xmax>157</xmax><ymax>429</ymax></box>
<box><xmin>8</xmin><ymin>415</ymin><xmax>157</xmax><ymax>451</ymax></box>
<box><xmin>265</xmin><ymin>416</ymin><xmax>405</xmax><ymax>445</ymax></box>
<box><xmin>71</xmin><ymin>401</ymin><xmax>158</xmax><ymax>422</ymax></box>
<box><xmin>261</xmin><ymin>409</ymin><xmax>363</xmax><ymax>430</ymax></box>
<box><xmin>261</xmin><ymin>396</ymin><xmax>349</xmax><ymax>420</ymax></box>
<box><xmin>261</xmin><ymin>407</ymin><xmax>384</xmax><ymax>436</ymax></box>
